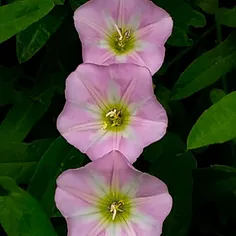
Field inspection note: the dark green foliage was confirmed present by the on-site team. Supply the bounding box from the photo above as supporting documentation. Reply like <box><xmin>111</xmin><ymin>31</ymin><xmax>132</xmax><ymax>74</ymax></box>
<box><xmin>0</xmin><ymin>0</ymin><xmax>236</xmax><ymax>235</ymax></box>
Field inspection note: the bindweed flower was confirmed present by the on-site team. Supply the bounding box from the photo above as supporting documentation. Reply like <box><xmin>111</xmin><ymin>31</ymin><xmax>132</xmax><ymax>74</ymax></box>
<box><xmin>73</xmin><ymin>0</ymin><xmax>173</xmax><ymax>75</ymax></box>
<box><xmin>57</xmin><ymin>63</ymin><xmax>167</xmax><ymax>163</ymax></box>
<box><xmin>55</xmin><ymin>151</ymin><xmax>172</xmax><ymax>236</ymax></box>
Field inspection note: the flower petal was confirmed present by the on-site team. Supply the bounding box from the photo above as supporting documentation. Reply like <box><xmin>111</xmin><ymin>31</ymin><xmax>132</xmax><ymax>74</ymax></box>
<box><xmin>136</xmin><ymin>17</ymin><xmax>173</xmax><ymax>46</ymax></box>
<box><xmin>130</xmin><ymin>194</ymin><xmax>172</xmax><ymax>235</ymax></box>
<box><xmin>64</xmin><ymin>64</ymin><xmax>109</xmax><ymax>110</ymax></box>
<box><xmin>86</xmin><ymin>132</ymin><xmax>117</xmax><ymax>161</ymax></box>
<box><xmin>108</xmin><ymin>63</ymin><xmax>153</xmax><ymax>105</ymax></box>
<box><xmin>86</xmin><ymin>127</ymin><xmax>142</xmax><ymax>164</ymax></box>
<box><xmin>134</xmin><ymin>193</ymin><xmax>172</xmax><ymax>222</ymax></box>
<box><xmin>132</xmin><ymin>97</ymin><xmax>167</xmax><ymax>122</ymax></box>
<box><xmin>55</xmin><ymin>188</ymin><xmax>100</xmax><ymax>218</ymax></box>
<box><xmin>85</xmin><ymin>151</ymin><xmax>142</xmax><ymax>194</ymax></box>
<box><xmin>67</xmin><ymin>216</ymin><xmax>107</xmax><ymax>236</ymax></box>
<box><xmin>107</xmin><ymin>79</ymin><xmax>121</xmax><ymax>104</ymax></box>
<box><xmin>129</xmin><ymin>97</ymin><xmax>168</xmax><ymax>147</ymax></box>
<box><xmin>130</xmin><ymin>0</ymin><xmax>172</xmax><ymax>30</ymax></box>
<box><xmin>119</xmin><ymin>128</ymin><xmax>144</xmax><ymax>164</ymax></box>
<box><xmin>57</xmin><ymin>102</ymin><xmax>103</xmax><ymax>153</ymax></box>
<box><xmin>105</xmin><ymin>223</ymin><xmax>122</xmax><ymax>236</ymax></box>
<box><xmin>56</xmin><ymin>168</ymin><xmax>109</xmax><ymax>203</ymax></box>
<box><xmin>82</xmin><ymin>43</ymin><xmax>115</xmax><ymax>65</ymax></box>
<box><xmin>130</xmin><ymin>174</ymin><xmax>172</xmax><ymax>236</ymax></box>
<box><xmin>129</xmin><ymin>45</ymin><xmax>166</xmax><ymax>75</ymax></box>
<box><xmin>122</xmin><ymin>219</ymin><xmax>137</xmax><ymax>236</ymax></box>
<box><xmin>74</xmin><ymin>0</ymin><xmax>120</xmax><ymax>64</ymax></box>
<box><xmin>74</xmin><ymin>0</ymin><xmax>118</xmax><ymax>37</ymax></box>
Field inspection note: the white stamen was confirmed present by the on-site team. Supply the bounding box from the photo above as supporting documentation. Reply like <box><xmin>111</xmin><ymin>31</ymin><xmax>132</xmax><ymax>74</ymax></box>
<box><xmin>106</xmin><ymin>109</ymin><xmax>117</xmax><ymax>117</ymax></box>
<box><xmin>110</xmin><ymin>203</ymin><xmax>117</xmax><ymax>220</ymax></box>
<box><xmin>114</xmin><ymin>24</ymin><xmax>123</xmax><ymax>41</ymax></box>
<box><xmin>124</xmin><ymin>30</ymin><xmax>131</xmax><ymax>39</ymax></box>
<box><xmin>109</xmin><ymin>201</ymin><xmax>124</xmax><ymax>220</ymax></box>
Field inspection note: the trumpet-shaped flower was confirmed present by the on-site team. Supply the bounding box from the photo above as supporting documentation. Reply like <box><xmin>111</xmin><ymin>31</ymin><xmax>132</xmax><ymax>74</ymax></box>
<box><xmin>57</xmin><ymin>63</ymin><xmax>167</xmax><ymax>163</ymax></box>
<box><xmin>55</xmin><ymin>151</ymin><xmax>172</xmax><ymax>236</ymax></box>
<box><xmin>73</xmin><ymin>0</ymin><xmax>173</xmax><ymax>75</ymax></box>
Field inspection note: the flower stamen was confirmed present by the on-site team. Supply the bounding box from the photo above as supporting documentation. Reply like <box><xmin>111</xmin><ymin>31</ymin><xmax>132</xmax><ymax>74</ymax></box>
<box><xmin>102</xmin><ymin>122</ymin><xmax>108</xmax><ymax>130</ymax></box>
<box><xmin>105</xmin><ymin>108</ymin><xmax>122</xmax><ymax>127</ymax></box>
<box><xmin>114</xmin><ymin>24</ymin><xmax>123</xmax><ymax>41</ymax></box>
<box><xmin>112</xmin><ymin>24</ymin><xmax>132</xmax><ymax>51</ymax></box>
<box><xmin>109</xmin><ymin>200</ymin><xmax>124</xmax><ymax>220</ymax></box>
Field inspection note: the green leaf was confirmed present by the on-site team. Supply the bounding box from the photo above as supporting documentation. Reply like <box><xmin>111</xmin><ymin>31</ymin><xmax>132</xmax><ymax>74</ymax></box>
<box><xmin>196</xmin><ymin>0</ymin><xmax>218</xmax><ymax>14</ymax></box>
<box><xmin>0</xmin><ymin>94</ymin><xmax>53</xmax><ymax>144</ymax></box>
<box><xmin>69</xmin><ymin>0</ymin><xmax>87</xmax><ymax>10</ymax></box>
<box><xmin>195</xmin><ymin>165</ymin><xmax>236</xmax><ymax>200</ymax></box>
<box><xmin>36</xmin><ymin>17</ymin><xmax>80</xmax><ymax>77</ymax></box>
<box><xmin>171</xmin><ymin>32</ymin><xmax>236</xmax><ymax>100</ymax></box>
<box><xmin>53</xmin><ymin>0</ymin><xmax>65</xmax><ymax>5</ymax></box>
<box><xmin>0</xmin><ymin>177</ymin><xmax>57</xmax><ymax>236</ymax></box>
<box><xmin>216</xmin><ymin>7</ymin><xmax>236</xmax><ymax>28</ymax></box>
<box><xmin>0</xmin><ymin>72</ymin><xmax>62</xmax><ymax>144</ymax></box>
<box><xmin>28</xmin><ymin>137</ymin><xmax>85</xmax><ymax>216</ymax></box>
<box><xmin>0</xmin><ymin>0</ymin><xmax>55</xmax><ymax>44</ymax></box>
<box><xmin>187</xmin><ymin>92</ymin><xmax>236</xmax><ymax>150</ymax></box>
<box><xmin>0</xmin><ymin>139</ymin><xmax>53</xmax><ymax>184</ymax></box>
<box><xmin>155</xmin><ymin>85</ymin><xmax>190</xmax><ymax>138</ymax></box>
<box><xmin>209</xmin><ymin>88</ymin><xmax>225</xmax><ymax>104</ymax></box>
<box><xmin>0</xmin><ymin>66</ymin><xmax>22</xmax><ymax>105</ymax></box>
<box><xmin>194</xmin><ymin>165</ymin><xmax>236</xmax><ymax>233</ymax></box>
<box><xmin>154</xmin><ymin>0</ymin><xmax>206</xmax><ymax>46</ymax></box>
<box><xmin>144</xmin><ymin>133</ymin><xmax>196</xmax><ymax>236</ymax></box>
<box><xmin>194</xmin><ymin>165</ymin><xmax>236</xmax><ymax>203</ymax></box>
<box><xmin>17</xmin><ymin>7</ymin><xmax>67</xmax><ymax>63</ymax></box>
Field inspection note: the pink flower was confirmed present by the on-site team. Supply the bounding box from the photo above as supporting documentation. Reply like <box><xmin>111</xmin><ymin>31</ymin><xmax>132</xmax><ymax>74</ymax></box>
<box><xmin>55</xmin><ymin>151</ymin><xmax>172</xmax><ymax>236</ymax></box>
<box><xmin>57</xmin><ymin>63</ymin><xmax>167</xmax><ymax>163</ymax></box>
<box><xmin>73</xmin><ymin>0</ymin><xmax>173</xmax><ymax>75</ymax></box>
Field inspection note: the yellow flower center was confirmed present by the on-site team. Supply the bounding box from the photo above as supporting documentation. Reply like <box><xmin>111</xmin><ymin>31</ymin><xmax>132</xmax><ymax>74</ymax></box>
<box><xmin>109</xmin><ymin>200</ymin><xmax>125</xmax><ymax>220</ymax></box>
<box><xmin>108</xmin><ymin>24</ymin><xmax>136</xmax><ymax>54</ymax></box>
<box><xmin>106</xmin><ymin>108</ymin><xmax>122</xmax><ymax>127</ymax></box>
<box><xmin>102</xmin><ymin>106</ymin><xmax>130</xmax><ymax>132</ymax></box>
<box><xmin>97</xmin><ymin>191</ymin><xmax>132</xmax><ymax>223</ymax></box>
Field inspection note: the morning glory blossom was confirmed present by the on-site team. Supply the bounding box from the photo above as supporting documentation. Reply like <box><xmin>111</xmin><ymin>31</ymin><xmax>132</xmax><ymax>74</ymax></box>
<box><xmin>73</xmin><ymin>0</ymin><xmax>173</xmax><ymax>75</ymax></box>
<box><xmin>55</xmin><ymin>151</ymin><xmax>172</xmax><ymax>236</ymax></box>
<box><xmin>57</xmin><ymin>63</ymin><xmax>167</xmax><ymax>163</ymax></box>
